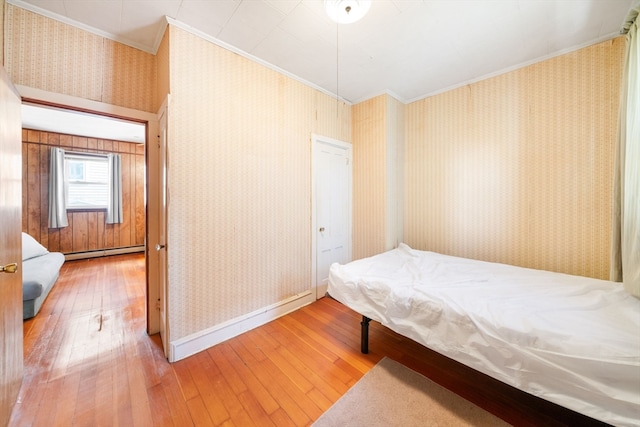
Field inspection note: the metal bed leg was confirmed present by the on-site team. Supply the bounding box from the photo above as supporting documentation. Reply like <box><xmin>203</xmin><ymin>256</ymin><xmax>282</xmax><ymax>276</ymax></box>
<box><xmin>361</xmin><ymin>316</ymin><xmax>370</xmax><ymax>354</ymax></box>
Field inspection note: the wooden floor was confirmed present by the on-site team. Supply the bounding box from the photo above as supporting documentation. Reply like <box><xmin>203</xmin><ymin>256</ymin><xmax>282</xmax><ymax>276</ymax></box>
<box><xmin>11</xmin><ymin>253</ymin><xmax>608</xmax><ymax>427</ymax></box>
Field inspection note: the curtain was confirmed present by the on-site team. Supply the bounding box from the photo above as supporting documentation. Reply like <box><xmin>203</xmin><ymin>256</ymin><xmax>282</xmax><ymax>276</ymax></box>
<box><xmin>612</xmin><ymin>5</ymin><xmax>640</xmax><ymax>297</ymax></box>
<box><xmin>106</xmin><ymin>153</ymin><xmax>123</xmax><ymax>224</ymax></box>
<box><xmin>48</xmin><ymin>147</ymin><xmax>68</xmax><ymax>228</ymax></box>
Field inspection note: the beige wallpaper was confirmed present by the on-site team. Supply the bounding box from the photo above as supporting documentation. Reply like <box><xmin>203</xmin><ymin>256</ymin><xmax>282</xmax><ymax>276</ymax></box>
<box><xmin>3</xmin><ymin>0</ymin><xmax>624</xmax><ymax>344</ymax></box>
<box><xmin>166</xmin><ymin>26</ymin><xmax>351</xmax><ymax>340</ymax></box>
<box><xmin>1</xmin><ymin>0</ymin><xmax>5</xmax><ymax>66</ymax></box>
<box><xmin>385</xmin><ymin>96</ymin><xmax>405</xmax><ymax>253</ymax></box>
<box><xmin>352</xmin><ymin>94</ymin><xmax>405</xmax><ymax>261</ymax></box>
<box><xmin>353</xmin><ymin>96</ymin><xmax>387</xmax><ymax>259</ymax></box>
<box><xmin>404</xmin><ymin>38</ymin><xmax>624</xmax><ymax>280</ymax></box>
<box><xmin>156</xmin><ymin>30</ymin><xmax>170</xmax><ymax>111</ymax></box>
<box><xmin>4</xmin><ymin>4</ymin><xmax>156</xmax><ymax>113</ymax></box>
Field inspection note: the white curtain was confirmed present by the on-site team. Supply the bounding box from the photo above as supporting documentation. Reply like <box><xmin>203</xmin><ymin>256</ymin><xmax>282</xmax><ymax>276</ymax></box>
<box><xmin>612</xmin><ymin>5</ymin><xmax>640</xmax><ymax>297</ymax></box>
<box><xmin>48</xmin><ymin>147</ymin><xmax>68</xmax><ymax>228</ymax></box>
<box><xmin>106</xmin><ymin>153</ymin><xmax>123</xmax><ymax>224</ymax></box>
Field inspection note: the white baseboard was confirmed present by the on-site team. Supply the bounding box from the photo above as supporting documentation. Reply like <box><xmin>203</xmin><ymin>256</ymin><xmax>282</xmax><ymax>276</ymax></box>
<box><xmin>169</xmin><ymin>290</ymin><xmax>315</xmax><ymax>362</ymax></box>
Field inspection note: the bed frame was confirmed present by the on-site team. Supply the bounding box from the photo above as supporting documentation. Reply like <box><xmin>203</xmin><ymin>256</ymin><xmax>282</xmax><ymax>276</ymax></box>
<box><xmin>360</xmin><ymin>316</ymin><xmax>371</xmax><ymax>354</ymax></box>
<box><xmin>327</xmin><ymin>244</ymin><xmax>640</xmax><ymax>427</ymax></box>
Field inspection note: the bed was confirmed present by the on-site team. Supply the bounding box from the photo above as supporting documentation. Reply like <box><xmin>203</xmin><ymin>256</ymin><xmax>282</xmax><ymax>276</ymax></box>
<box><xmin>327</xmin><ymin>243</ymin><xmax>640</xmax><ymax>427</ymax></box>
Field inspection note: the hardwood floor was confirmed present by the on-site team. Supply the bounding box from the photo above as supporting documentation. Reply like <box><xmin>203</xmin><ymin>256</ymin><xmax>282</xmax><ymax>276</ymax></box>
<box><xmin>11</xmin><ymin>253</ymin><xmax>608</xmax><ymax>426</ymax></box>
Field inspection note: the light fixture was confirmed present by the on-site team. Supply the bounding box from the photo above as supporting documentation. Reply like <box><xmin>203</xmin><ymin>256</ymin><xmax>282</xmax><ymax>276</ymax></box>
<box><xmin>324</xmin><ymin>0</ymin><xmax>371</xmax><ymax>24</ymax></box>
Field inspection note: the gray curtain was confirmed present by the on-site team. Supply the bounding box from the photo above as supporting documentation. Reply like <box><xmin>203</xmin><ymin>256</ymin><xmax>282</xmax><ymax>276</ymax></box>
<box><xmin>48</xmin><ymin>147</ymin><xmax>68</xmax><ymax>228</ymax></box>
<box><xmin>106</xmin><ymin>153</ymin><xmax>123</xmax><ymax>224</ymax></box>
<box><xmin>612</xmin><ymin>5</ymin><xmax>640</xmax><ymax>297</ymax></box>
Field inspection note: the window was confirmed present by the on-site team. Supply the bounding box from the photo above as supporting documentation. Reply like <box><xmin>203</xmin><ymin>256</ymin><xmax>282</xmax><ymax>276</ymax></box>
<box><xmin>64</xmin><ymin>153</ymin><xmax>109</xmax><ymax>209</ymax></box>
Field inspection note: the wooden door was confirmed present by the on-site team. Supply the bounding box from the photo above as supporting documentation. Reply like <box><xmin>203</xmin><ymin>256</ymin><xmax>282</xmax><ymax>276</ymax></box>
<box><xmin>0</xmin><ymin>66</ymin><xmax>24</xmax><ymax>425</ymax></box>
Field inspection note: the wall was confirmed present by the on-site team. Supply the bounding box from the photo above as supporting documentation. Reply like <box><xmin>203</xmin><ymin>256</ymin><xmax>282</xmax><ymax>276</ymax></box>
<box><xmin>5</xmin><ymin>0</ymin><xmax>624</xmax><ymax>350</ymax></box>
<box><xmin>404</xmin><ymin>38</ymin><xmax>624</xmax><ymax>280</ymax></box>
<box><xmin>3</xmin><ymin>3</ymin><xmax>352</xmax><ymax>356</ymax></box>
<box><xmin>5</xmin><ymin>4</ymin><xmax>163</xmax><ymax>334</ymax></box>
<box><xmin>156</xmin><ymin>30</ymin><xmax>170</xmax><ymax>111</ymax></box>
<box><xmin>352</xmin><ymin>94</ymin><xmax>405</xmax><ymax>260</ymax></box>
<box><xmin>1</xmin><ymin>0</ymin><xmax>5</xmax><ymax>66</ymax></box>
<box><xmin>3</xmin><ymin>4</ymin><xmax>157</xmax><ymax>113</ymax></box>
<box><xmin>386</xmin><ymin>96</ymin><xmax>405</xmax><ymax>254</ymax></box>
<box><xmin>166</xmin><ymin>25</ymin><xmax>351</xmax><ymax>343</ymax></box>
<box><xmin>22</xmin><ymin>129</ymin><xmax>145</xmax><ymax>254</ymax></box>
<box><xmin>353</xmin><ymin>96</ymin><xmax>386</xmax><ymax>258</ymax></box>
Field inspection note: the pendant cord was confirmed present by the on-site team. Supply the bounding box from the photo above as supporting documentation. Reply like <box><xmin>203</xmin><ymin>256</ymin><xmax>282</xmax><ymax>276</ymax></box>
<box><xmin>336</xmin><ymin>19</ymin><xmax>340</xmax><ymax>119</ymax></box>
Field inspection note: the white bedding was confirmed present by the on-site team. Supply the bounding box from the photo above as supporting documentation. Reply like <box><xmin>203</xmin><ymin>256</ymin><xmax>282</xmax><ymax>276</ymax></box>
<box><xmin>328</xmin><ymin>243</ymin><xmax>640</xmax><ymax>427</ymax></box>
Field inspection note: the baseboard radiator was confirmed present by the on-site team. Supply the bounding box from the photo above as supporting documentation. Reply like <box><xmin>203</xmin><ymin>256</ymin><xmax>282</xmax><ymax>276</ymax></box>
<box><xmin>64</xmin><ymin>245</ymin><xmax>145</xmax><ymax>261</ymax></box>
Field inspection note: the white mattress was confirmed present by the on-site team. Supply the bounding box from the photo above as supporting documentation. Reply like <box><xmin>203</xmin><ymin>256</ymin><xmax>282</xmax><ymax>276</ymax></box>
<box><xmin>328</xmin><ymin>243</ymin><xmax>640</xmax><ymax>427</ymax></box>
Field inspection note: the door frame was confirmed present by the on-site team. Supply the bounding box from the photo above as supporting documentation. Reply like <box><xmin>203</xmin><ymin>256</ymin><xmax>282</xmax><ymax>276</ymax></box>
<box><xmin>155</xmin><ymin>96</ymin><xmax>169</xmax><ymax>358</ymax></box>
<box><xmin>311</xmin><ymin>133</ymin><xmax>353</xmax><ymax>299</ymax></box>
<box><xmin>16</xmin><ymin>85</ymin><xmax>161</xmax><ymax>335</ymax></box>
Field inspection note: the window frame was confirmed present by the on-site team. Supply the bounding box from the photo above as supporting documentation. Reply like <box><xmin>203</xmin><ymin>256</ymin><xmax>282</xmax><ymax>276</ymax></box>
<box><xmin>63</xmin><ymin>152</ymin><xmax>110</xmax><ymax>211</ymax></box>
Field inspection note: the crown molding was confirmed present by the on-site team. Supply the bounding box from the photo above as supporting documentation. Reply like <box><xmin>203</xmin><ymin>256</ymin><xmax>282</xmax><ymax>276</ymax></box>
<box><xmin>165</xmin><ymin>17</ymin><xmax>352</xmax><ymax>106</ymax></box>
<box><xmin>7</xmin><ymin>0</ymin><xmax>156</xmax><ymax>54</ymax></box>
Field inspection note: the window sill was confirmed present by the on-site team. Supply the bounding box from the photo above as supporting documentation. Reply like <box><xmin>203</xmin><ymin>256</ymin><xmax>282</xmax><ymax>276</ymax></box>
<box><xmin>66</xmin><ymin>207</ymin><xmax>108</xmax><ymax>213</ymax></box>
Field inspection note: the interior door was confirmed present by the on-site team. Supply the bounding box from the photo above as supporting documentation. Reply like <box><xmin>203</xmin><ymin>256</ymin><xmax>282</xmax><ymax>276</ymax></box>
<box><xmin>313</xmin><ymin>135</ymin><xmax>352</xmax><ymax>299</ymax></box>
<box><xmin>0</xmin><ymin>66</ymin><xmax>24</xmax><ymax>425</ymax></box>
<box><xmin>156</xmin><ymin>105</ymin><xmax>169</xmax><ymax>358</ymax></box>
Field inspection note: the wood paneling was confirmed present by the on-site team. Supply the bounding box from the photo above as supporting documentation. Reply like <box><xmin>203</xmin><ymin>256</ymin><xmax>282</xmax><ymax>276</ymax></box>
<box><xmin>21</xmin><ymin>129</ymin><xmax>145</xmax><ymax>255</ymax></box>
<box><xmin>13</xmin><ymin>254</ymin><xmax>606</xmax><ymax>427</ymax></box>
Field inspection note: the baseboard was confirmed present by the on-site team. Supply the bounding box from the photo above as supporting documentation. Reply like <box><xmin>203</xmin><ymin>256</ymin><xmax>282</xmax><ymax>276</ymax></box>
<box><xmin>169</xmin><ymin>290</ymin><xmax>315</xmax><ymax>362</ymax></box>
<box><xmin>64</xmin><ymin>245</ymin><xmax>145</xmax><ymax>261</ymax></box>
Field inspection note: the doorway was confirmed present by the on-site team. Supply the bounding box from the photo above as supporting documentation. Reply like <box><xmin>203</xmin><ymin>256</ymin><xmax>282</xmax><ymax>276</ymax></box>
<box><xmin>18</xmin><ymin>92</ymin><xmax>162</xmax><ymax>339</ymax></box>
<box><xmin>312</xmin><ymin>134</ymin><xmax>353</xmax><ymax>299</ymax></box>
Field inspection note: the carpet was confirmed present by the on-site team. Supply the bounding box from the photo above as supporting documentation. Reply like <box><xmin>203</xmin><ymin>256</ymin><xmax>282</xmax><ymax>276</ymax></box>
<box><xmin>313</xmin><ymin>357</ymin><xmax>511</xmax><ymax>427</ymax></box>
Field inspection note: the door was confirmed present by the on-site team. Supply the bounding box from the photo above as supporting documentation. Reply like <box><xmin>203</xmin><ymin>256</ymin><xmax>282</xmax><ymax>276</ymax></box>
<box><xmin>0</xmin><ymin>66</ymin><xmax>24</xmax><ymax>424</ymax></box>
<box><xmin>156</xmin><ymin>103</ymin><xmax>169</xmax><ymax>358</ymax></box>
<box><xmin>312</xmin><ymin>135</ymin><xmax>352</xmax><ymax>299</ymax></box>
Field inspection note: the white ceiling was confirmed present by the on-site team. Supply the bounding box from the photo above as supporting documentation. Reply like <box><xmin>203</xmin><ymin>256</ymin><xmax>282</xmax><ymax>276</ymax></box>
<box><xmin>10</xmin><ymin>0</ymin><xmax>636</xmax><ymax>104</ymax></box>
<box><xmin>11</xmin><ymin>0</ymin><xmax>638</xmax><ymax>144</ymax></box>
<box><xmin>21</xmin><ymin>103</ymin><xmax>146</xmax><ymax>143</ymax></box>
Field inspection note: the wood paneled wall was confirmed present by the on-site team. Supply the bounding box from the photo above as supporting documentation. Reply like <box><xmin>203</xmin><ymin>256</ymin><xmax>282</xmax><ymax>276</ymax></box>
<box><xmin>22</xmin><ymin>129</ymin><xmax>145</xmax><ymax>255</ymax></box>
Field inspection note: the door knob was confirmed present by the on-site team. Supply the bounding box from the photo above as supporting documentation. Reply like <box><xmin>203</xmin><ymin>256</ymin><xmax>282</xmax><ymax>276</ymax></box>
<box><xmin>155</xmin><ymin>244</ymin><xmax>166</xmax><ymax>251</ymax></box>
<box><xmin>0</xmin><ymin>263</ymin><xmax>18</xmax><ymax>273</ymax></box>
<box><xmin>319</xmin><ymin>227</ymin><xmax>325</xmax><ymax>232</ymax></box>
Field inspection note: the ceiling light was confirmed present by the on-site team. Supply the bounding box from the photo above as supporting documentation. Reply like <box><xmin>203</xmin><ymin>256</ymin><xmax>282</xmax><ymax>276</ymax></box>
<box><xmin>325</xmin><ymin>0</ymin><xmax>371</xmax><ymax>24</ymax></box>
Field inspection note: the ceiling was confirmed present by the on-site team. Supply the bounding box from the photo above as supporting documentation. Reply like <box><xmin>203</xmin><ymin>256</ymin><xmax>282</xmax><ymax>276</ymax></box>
<box><xmin>10</xmin><ymin>0</ymin><xmax>636</xmax><ymax>105</ymax></box>
<box><xmin>21</xmin><ymin>103</ymin><xmax>146</xmax><ymax>143</ymax></box>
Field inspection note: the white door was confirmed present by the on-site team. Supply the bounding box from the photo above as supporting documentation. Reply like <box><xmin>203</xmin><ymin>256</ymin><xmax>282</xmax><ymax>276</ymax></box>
<box><xmin>157</xmin><ymin>106</ymin><xmax>169</xmax><ymax>358</ymax></box>
<box><xmin>0</xmin><ymin>66</ymin><xmax>23</xmax><ymax>425</ymax></box>
<box><xmin>313</xmin><ymin>135</ymin><xmax>352</xmax><ymax>299</ymax></box>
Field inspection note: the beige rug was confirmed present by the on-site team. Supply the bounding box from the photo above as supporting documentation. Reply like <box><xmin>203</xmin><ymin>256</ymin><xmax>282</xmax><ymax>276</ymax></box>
<box><xmin>313</xmin><ymin>357</ymin><xmax>511</xmax><ymax>427</ymax></box>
